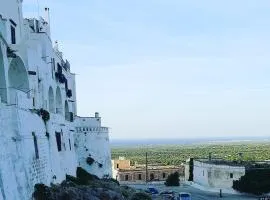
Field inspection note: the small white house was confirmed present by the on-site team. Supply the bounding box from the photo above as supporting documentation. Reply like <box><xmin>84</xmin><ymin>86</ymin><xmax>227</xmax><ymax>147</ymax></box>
<box><xmin>187</xmin><ymin>159</ymin><xmax>245</xmax><ymax>189</ymax></box>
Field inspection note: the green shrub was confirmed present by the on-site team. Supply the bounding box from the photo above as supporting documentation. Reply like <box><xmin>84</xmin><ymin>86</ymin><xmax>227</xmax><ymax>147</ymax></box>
<box><xmin>66</xmin><ymin>175</ymin><xmax>81</xmax><ymax>185</ymax></box>
<box><xmin>130</xmin><ymin>192</ymin><xmax>151</xmax><ymax>200</ymax></box>
<box><xmin>233</xmin><ymin>168</ymin><xmax>270</xmax><ymax>195</ymax></box>
<box><xmin>86</xmin><ymin>157</ymin><xmax>94</xmax><ymax>165</ymax></box>
<box><xmin>165</xmin><ymin>171</ymin><xmax>180</xmax><ymax>186</ymax></box>
<box><xmin>105</xmin><ymin>178</ymin><xmax>120</xmax><ymax>186</ymax></box>
<box><xmin>76</xmin><ymin>167</ymin><xmax>99</xmax><ymax>185</ymax></box>
<box><xmin>32</xmin><ymin>184</ymin><xmax>50</xmax><ymax>200</ymax></box>
<box><xmin>188</xmin><ymin>158</ymin><xmax>194</xmax><ymax>181</ymax></box>
<box><xmin>37</xmin><ymin>109</ymin><xmax>50</xmax><ymax>122</ymax></box>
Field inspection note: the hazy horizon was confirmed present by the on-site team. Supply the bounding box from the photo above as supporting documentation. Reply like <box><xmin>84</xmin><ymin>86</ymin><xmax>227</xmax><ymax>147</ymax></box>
<box><xmin>23</xmin><ymin>0</ymin><xmax>270</xmax><ymax>139</ymax></box>
<box><xmin>111</xmin><ymin>135</ymin><xmax>270</xmax><ymax>141</ymax></box>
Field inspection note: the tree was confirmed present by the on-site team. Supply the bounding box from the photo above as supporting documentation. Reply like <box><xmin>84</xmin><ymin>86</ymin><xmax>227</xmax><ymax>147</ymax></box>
<box><xmin>165</xmin><ymin>172</ymin><xmax>180</xmax><ymax>186</ymax></box>
<box><xmin>188</xmin><ymin>158</ymin><xmax>194</xmax><ymax>181</ymax></box>
<box><xmin>233</xmin><ymin>168</ymin><xmax>270</xmax><ymax>195</ymax></box>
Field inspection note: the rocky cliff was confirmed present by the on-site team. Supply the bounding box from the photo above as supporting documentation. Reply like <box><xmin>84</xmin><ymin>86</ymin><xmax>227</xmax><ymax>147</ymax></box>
<box><xmin>32</xmin><ymin>167</ymin><xmax>151</xmax><ymax>200</ymax></box>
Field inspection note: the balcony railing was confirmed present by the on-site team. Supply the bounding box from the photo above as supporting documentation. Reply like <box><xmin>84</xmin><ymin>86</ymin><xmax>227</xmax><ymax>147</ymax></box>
<box><xmin>9</xmin><ymin>88</ymin><xmax>32</xmax><ymax>109</ymax></box>
<box><xmin>76</xmin><ymin>127</ymin><xmax>109</xmax><ymax>133</ymax></box>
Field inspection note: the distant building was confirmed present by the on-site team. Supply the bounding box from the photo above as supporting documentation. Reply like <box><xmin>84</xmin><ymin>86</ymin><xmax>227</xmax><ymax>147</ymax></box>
<box><xmin>112</xmin><ymin>157</ymin><xmax>185</xmax><ymax>182</ymax></box>
<box><xmin>185</xmin><ymin>159</ymin><xmax>245</xmax><ymax>189</ymax></box>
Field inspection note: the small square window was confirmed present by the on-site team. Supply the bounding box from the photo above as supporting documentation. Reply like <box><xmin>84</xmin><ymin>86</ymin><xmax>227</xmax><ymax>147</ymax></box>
<box><xmin>230</xmin><ymin>173</ymin><xmax>233</xmax><ymax>178</ymax></box>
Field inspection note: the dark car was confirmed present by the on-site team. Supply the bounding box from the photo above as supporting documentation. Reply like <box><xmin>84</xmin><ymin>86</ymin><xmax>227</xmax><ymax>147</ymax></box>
<box><xmin>177</xmin><ymin>192</ymin><xmax>191</xmax><ymax>200</ymax></box>
<box><xmin>160</xmin><ymin>190</ymin><xmax>175</xmax><ymax>199</ymax></box>
<box><xmin>147</xmin><ymin>187</ymin><xmax>159</xmax><ymax>195</ymax></box>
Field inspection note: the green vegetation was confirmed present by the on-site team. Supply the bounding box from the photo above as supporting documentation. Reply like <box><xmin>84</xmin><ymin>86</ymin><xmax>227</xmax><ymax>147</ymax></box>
<box><xmin>188</xmin><ymin>158</ymin><xmax>194</xmax><ymax>181</ymax></box>
<box><xmin>233</xmin><ymin>168</ymin><xmax>270</xmax><ymax>195</ymax></box>
<box><xmin>165</xmin><ymin>172</ymin><xmax>180</xmax><ymax>186</ymax></box>
<box><xmin>130</xmin><ymin>192</ymin><xmax>151</xmax><ymax>200</ymax></box>
<box><xmin>111</xmin><ymin>142</ymin><xmax>270</xmax><ymax>166</ymax></box>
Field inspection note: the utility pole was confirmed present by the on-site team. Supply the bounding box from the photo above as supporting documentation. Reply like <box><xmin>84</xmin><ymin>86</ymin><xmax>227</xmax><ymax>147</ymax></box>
<box><xmin>145</xmin><ymin>152</ymin><xmax>148</xmax><ymax>184</ymax></box>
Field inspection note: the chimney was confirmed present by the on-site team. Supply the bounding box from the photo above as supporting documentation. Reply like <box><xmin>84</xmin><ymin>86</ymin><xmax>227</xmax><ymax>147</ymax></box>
<box><xmin>44</xmin><ymin>7</ymin><xmax>51</xmax><ymax>36</ymax></box>
<box><xmin>95</xmin><ymin>112</ymin><xmax>99</xmax><ymax>118</ymax></box>
<box><xmin>44</xmin><ymin>7</ymin><xmax>50</xmax><ymax>24</ymax></box>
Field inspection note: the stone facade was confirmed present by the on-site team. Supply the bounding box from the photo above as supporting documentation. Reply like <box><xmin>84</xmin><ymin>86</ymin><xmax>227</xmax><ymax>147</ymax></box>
<box><xmin>0</xmin><ymin>1</ymin><xmax>111</xmax><ymax>200</ymax></box>
<box><xmin>112</xmin><ymin>158</ymin><xmax>184</xmax><ymax>182</ymax></box>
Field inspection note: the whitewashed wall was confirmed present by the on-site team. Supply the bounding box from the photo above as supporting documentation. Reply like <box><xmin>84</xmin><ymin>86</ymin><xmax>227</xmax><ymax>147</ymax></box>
<box><xmin>75</xmin><ymin>116</ymin><xmax>112</xmax><ymax>178</ymax></box>
<box><xmin>193</xmin><ymin>160</ymin><xmax>245</xmax><ymax>189</ymax></box>
<box><xmin>0</xmin><ymin>1</ymin><xmax>112</xmax><ymax>200</ymax></box>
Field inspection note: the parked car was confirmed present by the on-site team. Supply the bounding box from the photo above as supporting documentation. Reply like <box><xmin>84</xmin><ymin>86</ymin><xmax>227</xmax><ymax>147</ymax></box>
<box><xmin>177</xmin><ymin>192</ymin><xmax>191</xmax><ymax>200</ymax></box>
<box><xmin>146</xmin><ymin>187</ymin><xmax>159</xmax><ymax>195</ymax></box>
<box><xmin>160</xmin><ymin>190</ymin><xmax>175</xmax><ymax>195</ymax></box>
<box><xmin>160</xmin><ymin>190</ymin><xmax>175</xmax><ymax>199</ymax></box>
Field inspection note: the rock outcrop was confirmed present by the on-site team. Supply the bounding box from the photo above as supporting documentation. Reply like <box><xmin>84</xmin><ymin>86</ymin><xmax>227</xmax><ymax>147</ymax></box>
<box><xmin>32</xmin><ymin>167</ymin><xmax>151</xmax><ymax>200</ymax></box>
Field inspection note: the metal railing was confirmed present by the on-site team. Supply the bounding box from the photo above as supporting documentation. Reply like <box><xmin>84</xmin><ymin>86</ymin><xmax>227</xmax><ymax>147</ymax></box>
<box><xmin>76</xmin><ymin>127</ymin><xmax>109</xmax><ymax>133</ymax></box>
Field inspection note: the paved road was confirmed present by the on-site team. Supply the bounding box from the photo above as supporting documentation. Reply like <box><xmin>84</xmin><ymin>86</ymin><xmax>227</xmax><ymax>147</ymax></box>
<box><xmin>127</xmin><ymin>183</ymin><xmax>258</xmax><ymax>200</ymax></box>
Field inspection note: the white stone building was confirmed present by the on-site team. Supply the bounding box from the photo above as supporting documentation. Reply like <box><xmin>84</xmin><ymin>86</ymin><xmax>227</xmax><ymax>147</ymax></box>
<box><xmin>0</xmin><ymin>1</ymin><xmax>112</xmax><ymax>199</ymax></box>
<box><xmin>186</xmin><ymin>159</ymin><xmax>245</xmax><ymax>189</ymax></box>
<box><xmin>75</xmin><ymin>114</ymin><xmax>112</xmax><ymax>179</ymax></box>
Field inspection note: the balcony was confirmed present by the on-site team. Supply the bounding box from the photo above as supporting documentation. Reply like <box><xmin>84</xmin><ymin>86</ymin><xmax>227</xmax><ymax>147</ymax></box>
<box><xmin>76</xmin><ymin>127</ymin><xmax>109</xmax><ymax>133</ymax></box>
<box><xmin>9</xmin><ymin>88</ymin><xmax>32</xmax><ymax>110</ymax></box>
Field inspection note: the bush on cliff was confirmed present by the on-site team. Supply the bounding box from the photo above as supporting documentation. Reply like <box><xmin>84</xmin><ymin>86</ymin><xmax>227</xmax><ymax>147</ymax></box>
<box><xmin>33</xmin><ymin>168</ymin><xmax>144</xmax><ymax>200</ymax></box>
<box><xmin>165</xmin><ymin>171</ymin><xmax>180</xmax><ymax>186</ymax></box>
<box><xmin>86</xmin><ymin>157</ymin><xmax>95</xmax><ymax>165</ymax></box>
<box><xmin>33</xmin><ymin>184</ymin><xmax>51</xmax><ymax>200</ymax></box>
<box><xmin>76</xmin><ymin>167</ymin><xmax>99</xmax><ymax>184</ymax></box>
<box><xmin>106</xmin><ymin>178</ymin><xmax>120</xmax><ymax>186</ymax></box>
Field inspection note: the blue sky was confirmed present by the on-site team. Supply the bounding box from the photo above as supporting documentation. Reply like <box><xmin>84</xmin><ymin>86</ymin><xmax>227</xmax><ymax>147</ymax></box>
<box><xmin>23</xmin><ymin>0</ymin><xmax>270</xmax><ymax>139</ymax></box>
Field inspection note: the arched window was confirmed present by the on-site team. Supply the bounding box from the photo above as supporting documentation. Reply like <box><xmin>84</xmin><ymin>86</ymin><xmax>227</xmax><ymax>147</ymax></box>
<box><xmin>48</xmin><ymin>87</ymin><xmax>55</xmax><ymax>113</ymax></box>
<box><xmin>8</xmin><ymin>56</ymin><xmax>29</xmax><ymax>102</ymax></box>
<box><xmin>65</xmin><ymin>100</ymin><xmax>69</xmax><ymax>121</ymax></box>
<box><xmin>0</xmin><ymin>47</ymin><xmax>7</xmax><ymax>103</ymax></box>
<box><xmin>55</xmin><ymin>87</ymin><xmax>62</xmax><ymax>114</ymax></box>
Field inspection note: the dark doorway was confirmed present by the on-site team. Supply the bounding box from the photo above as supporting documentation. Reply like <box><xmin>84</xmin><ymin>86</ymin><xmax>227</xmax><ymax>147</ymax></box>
<box><xmin>162</xmin><ymin>172</ymin><xmax>166</xmax><ymax>179</ymax></box>
<box><xmin>138</xmin><ymin>174</ymin><xmax>142</xmax><ymax>180</ymax></box>
<box><xmin>55</xmin><ymin>132</ymin><xmax>61</xmax><ymax>151</ymax></box>
<box><xmin>150</xmin><ymin>173</ymin><xmax>154</xmax><ymax>181</ymax></box>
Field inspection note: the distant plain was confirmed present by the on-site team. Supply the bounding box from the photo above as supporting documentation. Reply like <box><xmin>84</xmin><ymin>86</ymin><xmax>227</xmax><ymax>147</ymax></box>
<box><xmin>111</xmin><ymin>137</ymin><xmax>270</xmax><ymax>165</ymax></box>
